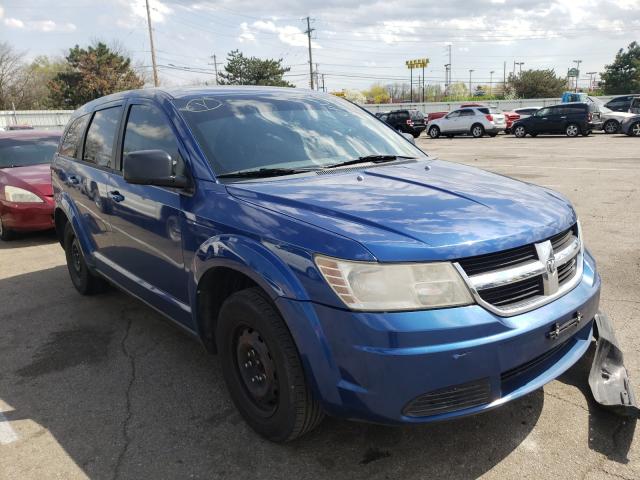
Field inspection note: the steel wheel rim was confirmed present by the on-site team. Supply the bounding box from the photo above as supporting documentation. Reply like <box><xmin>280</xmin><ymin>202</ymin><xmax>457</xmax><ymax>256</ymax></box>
<box><xmin>567</xmin><ymin>125</ymin><xmax>578</xmax><ymax>136</ymax></box>
<box><xmin>633</xmin><ymin>123</ymin><xmax>640</xmax><ymax>136</ymax></box>
<box><xmin>235</xmin><ymin>326</ymin><xmax>278</xmax><ymax>415</ymax></box>
<box><xmin>71</xmin><ymin>240</ymin><xmax>82</xmax><ymax>273</ymax></box>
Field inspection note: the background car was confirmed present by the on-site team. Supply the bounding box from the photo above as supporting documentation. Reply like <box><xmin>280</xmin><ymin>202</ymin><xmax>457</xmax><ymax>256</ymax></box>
<box><xmin>0</xmin><ymin>130</ymin><xmax>61</xmax><ymax>240</ymax></box>
<box><xmin>620</xmin><ymin>114</ymin><xmax>640</xmax><ymax>136</ymax></box>
<box><xmin>599</xmin><ymin>106</ymin><xmax>636</xmax><ymax>134</ymax></box>
<box><xmin>503</xmin><ymin>111</ymin><xmax>521</xmax><ymax>133</ymax></box>
<box><xmin>513</xmin><ymin>107</ymin><xmax>541</xmax><ymax>118</ymax></box>
<box><xmin>384</xmin><ymin>109</ymin><xmax>426</xmax><ymax>137</ymax></box>
<box><xmin>427</xmin><ymin>107</ymin><xmax>505</xmax><ymax>138</ymax></box>
<box><xmin>511</xmin><ymin>103</ymin><xmax>599</xmax><ymax>138</ymax></box>
<box><xmin>604</xmin><ymin>95</ymin><xmax>639</xmax><ymax>113</ymax></box>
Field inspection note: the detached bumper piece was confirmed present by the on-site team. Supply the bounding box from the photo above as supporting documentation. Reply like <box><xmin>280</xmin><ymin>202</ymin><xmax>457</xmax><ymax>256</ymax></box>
<box><xmin>590</xmin><ymin>312</ymin><xmax>640</xmax><ymax>417</ymax></box>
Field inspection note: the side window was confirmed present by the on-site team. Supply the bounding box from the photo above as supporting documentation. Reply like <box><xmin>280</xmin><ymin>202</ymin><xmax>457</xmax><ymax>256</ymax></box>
<box><xmin>459</xmin><ymin>109</ymin><xmax>474</xmax><ymax>116</ymax></box>
<box><xmin>83</xmin><ymin>106</ymin><xmax>123</xmax><ymax>168</ymax></box>
<box><xmin>59</xmin><ymin>115</ymin><xmax>89</xmax><ymax>158</ymax></box>
<box><xmin>447</xmin><ymin>111</ymin><xmax>460</xmax><ymax>118</ymax></box>
<box><xmin>122</xmin><ymin>104</ymin><xmax>183</xmax><ymax>175</ymax></box>
<box><xmin>537</xmin><ymin>108</ymin><xmax>551</xmax><ymax>117</ymax></box>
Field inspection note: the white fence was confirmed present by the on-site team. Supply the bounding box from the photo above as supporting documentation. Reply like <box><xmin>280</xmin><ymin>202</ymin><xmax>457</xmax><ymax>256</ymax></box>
<box><xmin>0</xmin><ymin>95</ymin><xmax>618</xmax><ymax>130</ymax></box>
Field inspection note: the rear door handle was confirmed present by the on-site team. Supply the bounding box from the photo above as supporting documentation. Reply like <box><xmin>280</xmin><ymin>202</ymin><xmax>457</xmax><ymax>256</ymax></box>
<box><xmin>108</xmin><ymin>191</ymin><xmax>125</xmax><ymax>203</ymax></box>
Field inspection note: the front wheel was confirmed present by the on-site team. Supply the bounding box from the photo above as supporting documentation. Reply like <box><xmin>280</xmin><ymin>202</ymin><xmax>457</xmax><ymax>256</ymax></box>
<box><xmin>0</xmin><ymin>217</ymin><xmax>14</xmax><ymax>241</ymax></box>
<box><xmin>603</xmin><ymin>120</ymin><xmax>619</xmax><ymax>134</ymax></box>
<box><xmin>513</xmin><ymin>125</ymin><xmax>527</xmax><ymax>138</ymax></box>
<box><xmin>629</xmin><ymin>121</ymin><xmax>640</xmax><ymax>137</ymax></box>
<box><xmin>565</xmin><ymin>123</ymin><xmax>580</xmax><ymax>137</ymax></box>
<box><xmin>428</xmin><ymin>126</ymin><xmax>441</xmax><ymax>139</ymax></box>
<box><xmin>217</xmin><ymin>288</ymin><xmax>324</xmax><ymax>442</ymax></box>
<box><xmin>471</xmin><ymin>124</ymin><xmax>485</xmax><ymax>138</ymax></box>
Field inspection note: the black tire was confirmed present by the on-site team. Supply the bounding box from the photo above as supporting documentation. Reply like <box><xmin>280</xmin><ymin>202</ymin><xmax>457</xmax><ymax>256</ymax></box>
<box><xmin>428</xmin><ymin>126</ymin><xmax>440</xmax><ymax>139</ymax></box>
<box><xmin>0</xmin><ymin>217</ymin><xmax>14</xmax><ymax>241</ymax></box>
<box><xmin>217</xmin><ymin>288</ymin><xmax>324</xmax><ymax>442</ymax></box>
<box><xmin>412</xmin><ymin>132</ymin><xmax>420</xmax><ymax>138</ymax></box>
<box><xmin>628</xmin><ymin>121</ymin><xmax>640</xmax><ymax>137</ymax></box>
<box><xmin>63</xmin><ymin>223</ymin><xmax>107</xmax><ymax>295</ymax></box>
<box><xmin>603</xmin><ymin>120</ymin><xmax>619</xmax><ymax>134</ymax></box>
<box><xmin>513</xmin><ymin>125</ymin><xmax>527</xmax><ymax>138</ymax></box>
<box><xmin>582</xmin><ymin>130</ymin><xmax>591</xmax><ymax>137</ymax></box>
<box><xmin>471</xmin><ymin>123</ymin><xmax>485</xmax><ymax>138</ymax></box>
<box><xmin>565</xmin><ymin>123</ymin><xmax>580</xmax><ymax>137</ymax></box>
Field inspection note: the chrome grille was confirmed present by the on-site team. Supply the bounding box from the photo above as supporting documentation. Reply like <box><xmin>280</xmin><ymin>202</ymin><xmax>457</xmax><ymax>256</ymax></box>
<box><xmin>454</xmin><ymin>223</ymin><xmax>583</xmax><ymax>316</ymax></box>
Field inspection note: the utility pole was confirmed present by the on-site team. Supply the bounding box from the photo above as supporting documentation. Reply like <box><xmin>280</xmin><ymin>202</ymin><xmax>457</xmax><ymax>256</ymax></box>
<box><xmin>444</xmin><ymin>64</ymin><xmax>451</xmax><ymax>94</ymax></box>
<box><xmin>503</xmin><ymin>61</ymin><xmax>506</xmax><ymax>93</ymax></box>
<box><xmin>209</xmin><ymin>53</ymin><xmax>220</xmax><ymax>85</ymax></box>
<box><xmin>586</xmin><ymin>72</ymin><xmax>597</xmax><ymax>91</ymax></box>
<box><xmin>410</xmin><ymin>68</ymin><xmax>413</xmax><ymax>102</ymax></box>
<box><xmin>469</xmin><ymin>69</ymin><xmax>474</xmax><ymax>96</ymax></box>
<box><xmin>573</xmin><ymin>59</ymin><xmax>582</xmax><ymax>92</ymax></box>
<box><xmin>516</xmin><ymin>62</ymin><xmax>524</xmax><ymax>75</ymax></box>
<box><xmin>145</xmin><ymin>0</ymin><xmax>159</xmax><ymax>87</ymax></box>
<box><xmin>422</xmin><ymin>63</ymin><xmax>425</xmax><ymax>103</ymax></box>
<box><xmin>315</xmin><ymin>63</ymin><xmax>320</xmax><ymax>91</ymax></box>
<box><xmin>489</xmin><ymin>70</ymin><xmax>495</xmax><ymax>96</ymax></box>
<box><xmin>321</xmin><ymin>74</ymin><xmax>325</xmax><ymax>92</ymax></box>
<box><xmin>305</xmin><ymin>17</ymin><xmax>315</xmax><ymax>90</ymax></box>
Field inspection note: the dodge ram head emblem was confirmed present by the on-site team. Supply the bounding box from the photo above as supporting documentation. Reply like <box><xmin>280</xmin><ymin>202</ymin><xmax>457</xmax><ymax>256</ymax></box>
<box><xmin>546</xmin><ymin>255</ymin><xmax>557</xmax><ymax>275</ymax></box>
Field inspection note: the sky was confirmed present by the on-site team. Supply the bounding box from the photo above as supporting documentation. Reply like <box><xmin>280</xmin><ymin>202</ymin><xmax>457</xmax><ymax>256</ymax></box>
<box><xmin>1</xmin><ymin>0</ymin><xmax>639</xmax><ymax>92</ymax></box>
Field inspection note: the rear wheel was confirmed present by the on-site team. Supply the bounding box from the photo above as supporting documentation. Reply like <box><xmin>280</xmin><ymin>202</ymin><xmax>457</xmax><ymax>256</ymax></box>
<box><xmin>513</xmin><ymin>125</ymin><xmax>527</xmax><ymax>138</ymax></box>
<box><xmin>565</xmin><ymin>123</ymin><xmax>580</xmax><ymax>137</ymax></box>
<box><xmin>428</xmin><ymin>126</ymin><xmax>441</xmax><ymax>139</ymax></box>
<box><xmin>471</xmin><ymin>124</ymin><xmax>485</xmax><ymax>138</ymax></box>
<box><xmin>0</xmin><ymin>217</ymin><xmax>14</xmax><ymax>241</ymax></box>
<box><xmin>63</xmin><ymin>223</ymin><xmax>107</xmax><ymax>295</ymax></box>
<box><xmin>217</xmin><ymin>288</ymin><xmax>324</xmax><ymax>442</ymax></box>
<box><xmin>603</xmin><ymin>120</ymin><xmax>619</xmax><ymax>134</ymax></box>
<box><xmin>629</xmin><ymin>121</ymin><xmax>640</xmax><ymax>137</ymax></box>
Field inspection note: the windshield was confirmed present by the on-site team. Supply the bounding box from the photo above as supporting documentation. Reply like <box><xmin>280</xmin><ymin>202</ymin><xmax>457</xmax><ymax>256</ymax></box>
<box><xmin>173</xmin><ymin>92</ymin><xmax>424</xmax><ymax>177</ymax></box>
<box><xmin>0</xmin><ymin>136</ymin><xmax>59</xmax><ymax>168</ymax></box>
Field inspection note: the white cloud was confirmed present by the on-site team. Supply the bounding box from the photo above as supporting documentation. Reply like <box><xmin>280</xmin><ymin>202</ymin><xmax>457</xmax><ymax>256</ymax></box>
<box><xmin>239</xmin><ymin>22</ymin><xmax>256</xmax><ymax>43</ymax></box>
<box><xmin>3</xmin><ymin>17</ymin><xmax>75</xmax><ymax>32</ymax></box>
<box><xmin>240</xmin><ymin>20</ymin><xmax>320</xmax><ymax>48</ymax></box>
<box><xmin>116</xmin><ymin>0</ymin><xmax>171</xmax><ymax>28</ymax></box>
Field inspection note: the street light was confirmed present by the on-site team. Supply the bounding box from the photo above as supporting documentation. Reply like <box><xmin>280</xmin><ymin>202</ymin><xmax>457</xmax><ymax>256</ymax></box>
<box><xmin>489</xmin><ymin>70</ymin><xmax>495</xmax><ymax>96</ymax></box>
<box><xmin>515</xmin><ymin>62</ymin><xmax>524</xmax><ymax>75</ymax></box>
<box><xmin>469</xmin><ymin>69</ymin><xmax>474</xmax><ymax>97</ymax></box>
<box><xmin>586</xmin><ymin>71</ymin><xmax>597</xmax><ymax>92</ymax></box>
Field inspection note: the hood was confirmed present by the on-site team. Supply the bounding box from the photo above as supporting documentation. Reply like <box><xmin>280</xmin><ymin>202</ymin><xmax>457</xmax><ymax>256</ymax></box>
<box><xmin>226</xmin><ymin>160</ymin><xmax>576</xmax><ymax>262</ymax></box>
<box><xmin>0</xmin><ymin>164</ymin><xmax>53</xmax><ymax>197</ymax></box>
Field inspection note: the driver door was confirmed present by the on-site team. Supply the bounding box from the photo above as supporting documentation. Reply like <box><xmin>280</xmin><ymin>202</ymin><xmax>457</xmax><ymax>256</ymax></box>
<box><xmin>530</xmin><ymin>107</ymin><xmax>553</xmax><ymax>134</ymax></box>
<box><xmin>441</xmin><ymin>110</ymin><xmax>460</xmax><ymax>133</ymax></box>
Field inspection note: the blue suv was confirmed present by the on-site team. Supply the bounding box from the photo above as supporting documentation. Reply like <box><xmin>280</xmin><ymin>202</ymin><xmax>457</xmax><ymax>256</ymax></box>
<box><xmin>52</xmin><ymin>87</ymin><xmax>602</xmax><ymax>442</ymax></box>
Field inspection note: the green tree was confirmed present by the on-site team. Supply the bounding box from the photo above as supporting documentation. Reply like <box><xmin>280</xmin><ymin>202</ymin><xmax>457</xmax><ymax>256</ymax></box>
<box><xmin>600</xmin><ymin>42</ymin><xmax>640</xmax><ymax>94</ymax></box>
<box><xmin>363</xmin><ymin>83</ymin><xmax>390</xmax><ymax>104</ymax></box>
<box><xmin>507</xmin><ymin>69</ymin><xmax>567</xmax><ymax>98</ymax></box>
<box><xmin>218</xmin><ymin>50</ymin><xmax>293</xmax><ymax>87</ymax></box>
<box><xmin>48</xmin><ymin>42</ymin><xmax>144</xmax><ymax>108</ymax></box>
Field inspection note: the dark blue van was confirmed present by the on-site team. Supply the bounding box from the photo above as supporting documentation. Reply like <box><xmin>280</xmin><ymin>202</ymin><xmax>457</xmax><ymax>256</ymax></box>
<box><xmin>51</xmin><ymin>87</ymin><xmax>615</xmax><ymax>441</ymax></box>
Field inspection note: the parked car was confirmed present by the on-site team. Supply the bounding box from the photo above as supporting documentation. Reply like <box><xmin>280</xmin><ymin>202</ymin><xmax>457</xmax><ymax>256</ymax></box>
<box><xmin>503</xmin><ymin>111</ymin><xmax>521</xmax><ymax>133</ymax></box>
<box><xmin>599</xmin><ymin>106</ymin><xmax>637</xmax><ymax>134</ymax></box>
<box><xmin>513</xmin><ymin>107</ymin><xmax>541</xmax><ymax>118</ymax></box>
<box><xmin>427</xmin><ymin>111</ymin><xmax>447</xmax><ymax>123</ymax></box>
<box><xmin>604</xmin><ymin>95</ymin><xmax>640</xmax><ymax>113</ymax></box>
<box><xmin>427</xmin><ymin>107</ymin><xmax>505</xmax><ymax>138</ymax></box>
<box><xmin>511</xmin><ymin>103</ymin><xmax>600</xmax><ymax>138</ymax></box>
<box><xmin>0</xmin><ymin>130</ymin><xmax>61</xmax><ymax>240</ymax></box>
<box><xmin>52</xmin><ymin>87</ymin><xmax>625</xmax><ymax>442</ymax></box>
<box><xmin>384</xmin><ymin>109</ymin><xmax>426</xmax><ymax>137</ymax></box>
<box><xmin>620</xmin><ymin>114</ymin><xmax>640</xmax><ymax>136</ymax></box>
<box><xmin>631</xmin><ymin>97</ymin><xmax>640</xmax><ymax>114</ymax></box>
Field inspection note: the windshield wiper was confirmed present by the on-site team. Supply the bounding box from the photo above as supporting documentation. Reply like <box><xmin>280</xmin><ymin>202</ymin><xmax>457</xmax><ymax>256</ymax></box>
<box><xmin>216</xmin><ymin>167</ymin><xmax>316</xmax><ymax>179</ymax></box>
<box><xmin>323</xmin><ymin>155</ymin><xmax>417</xmax><ymax>169</ymax></box>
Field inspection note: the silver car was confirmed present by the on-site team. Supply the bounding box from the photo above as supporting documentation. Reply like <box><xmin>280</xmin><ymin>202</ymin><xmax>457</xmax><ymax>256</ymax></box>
<box><xmin>600</xmin><ymin>106</ymin><xmax>637</xmax><ymax>134</ymax></box>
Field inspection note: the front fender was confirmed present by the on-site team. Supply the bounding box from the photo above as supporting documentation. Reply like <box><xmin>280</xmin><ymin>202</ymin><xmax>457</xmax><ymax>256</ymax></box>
<box><xmin>55</xmin><ymin>192</ymin><xmax>97</xmax><ymax>268</ymax></box>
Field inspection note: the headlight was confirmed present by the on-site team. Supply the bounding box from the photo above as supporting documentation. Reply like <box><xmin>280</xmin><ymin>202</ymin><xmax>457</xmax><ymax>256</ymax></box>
<box><xmin>4</xmin><ymin>185</ymin><xmax>43</xmax><ymax>203</ymax></box>
<box><xmin>315</xmin><ymin>255</ymin><xmax>473</xmax><ymax>311</ymax></box>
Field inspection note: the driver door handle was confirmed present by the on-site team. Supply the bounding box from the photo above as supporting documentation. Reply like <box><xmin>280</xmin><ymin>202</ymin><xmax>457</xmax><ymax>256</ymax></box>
<box><xmin>108</xmin><ymin>191</ymin><xmax>125</xmax><ymax>203</ymax></box>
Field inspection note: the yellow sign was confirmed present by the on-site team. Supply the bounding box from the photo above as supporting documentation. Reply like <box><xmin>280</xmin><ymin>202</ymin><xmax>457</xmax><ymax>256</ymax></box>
<box><xmin>405</xmin><ymin>58</ymin><xmax>429</xmax><ymax>69</ymax></box>
<box><xmin>331</xmin><ymin>91</ymin><xmax>346</xmax><ymax>97</ymax></box>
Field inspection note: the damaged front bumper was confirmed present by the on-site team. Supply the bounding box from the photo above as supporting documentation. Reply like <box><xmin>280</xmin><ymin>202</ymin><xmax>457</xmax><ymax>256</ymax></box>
<box><xmin>590</xmin><ymin>312</ymin><xmax>640</xmax><ymax>417</ymax></box>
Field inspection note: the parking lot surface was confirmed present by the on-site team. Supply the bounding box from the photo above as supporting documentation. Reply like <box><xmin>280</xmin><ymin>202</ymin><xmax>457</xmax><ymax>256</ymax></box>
<box><xmin>1</xmin><ymin>133</ymin><xmax>638</xmax><ymax>480</ymax></box>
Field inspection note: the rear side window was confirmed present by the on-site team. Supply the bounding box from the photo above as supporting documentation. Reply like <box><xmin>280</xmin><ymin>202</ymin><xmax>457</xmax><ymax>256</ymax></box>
<box><xmin>459</xmin><ymin>109</ymin><xmax>474</xmax><ymax>116</ymax></box>
<box><xmin>83</xmin><ymin>106</ymin><xmax>123</xmax><ymax>168</ymax></box>
<box><xmin>478</xmin><ymin>108</ymin><xmax>489</xmax><ymax>114</ymax></box>
<box><xmin>122</xmin><ymin>104</ymin><xmax>184</xmax><ymax>175</ymax></box>
<box><xmin>410</xmin><ymin>110</ymin><xmax>424</xmax><ymax>120</ymax></box>
<box><xmin>60</xmin><ymin>115</ymin><xmax>89</xmax><ymax>158</ymax></box>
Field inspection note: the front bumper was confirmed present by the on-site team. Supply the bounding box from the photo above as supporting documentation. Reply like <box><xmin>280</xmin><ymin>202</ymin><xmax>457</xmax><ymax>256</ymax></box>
<box><xmin>0</xmin><ymin>197</ymin><xmax>55</xmax><ymax>232</ymax></box>
<box><xmin>277</xmin><ymin>251</ymin><xmax>601</xmax><ymax>424</ymax></box>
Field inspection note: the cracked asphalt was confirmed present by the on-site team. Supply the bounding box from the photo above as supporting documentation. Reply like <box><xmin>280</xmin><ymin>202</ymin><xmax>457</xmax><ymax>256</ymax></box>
<box><xmin>1</xmin><ymin>132</ymin><xmax>638</xmax><ymax>480</ymax></box>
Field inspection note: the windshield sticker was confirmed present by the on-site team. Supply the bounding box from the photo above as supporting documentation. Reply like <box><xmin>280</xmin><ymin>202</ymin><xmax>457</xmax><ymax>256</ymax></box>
<box><xmin>182</xmin><ymin>97</ymin><xmax>223</xmax><ymax>112</ymax></box>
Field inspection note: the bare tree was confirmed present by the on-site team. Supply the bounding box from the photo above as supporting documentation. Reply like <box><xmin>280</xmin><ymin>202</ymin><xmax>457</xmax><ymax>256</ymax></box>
<box><xmin>0</xmin><ymin>42</ymin><xmax>26</xmax><ymax>110</ymax></box>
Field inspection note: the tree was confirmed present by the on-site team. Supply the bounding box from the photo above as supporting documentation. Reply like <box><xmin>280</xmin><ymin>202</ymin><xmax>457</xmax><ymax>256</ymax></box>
<box><xmin>218</xmin><ymin>50</ymin><xmax>293</xmax><ymax>87</ymax></box>
<box><xmin>48</xmin><ymin>42</ymin><xmax>144</xmax><ymax>109</ymax></box>
<box><xmin>507</xmin><ymin>69</ymin><xmax>567</xmax><ymax>98</ymax></box>
<box><xmin>363</xmin><ymin>83</ymin><xmax>390</xmax><ymax>104</ymax></box>
<box><xmin>342</xmin><ymin>89</ymin><xmax>366</xmax><ymax>104</ymax></box>
<box><xmin>447</xmin><ymin>82</ymin><xmax>469</xmax><ymax>100</ymax></box>
<box><xmin>0</xmin><ymin>42</ymin><xmax>26</xmax><ymax>109</ymax></box>
<box><xmin>600</xmin><ymin>42</ymin><xmax>640</xmax><ymax>94</ymax></box>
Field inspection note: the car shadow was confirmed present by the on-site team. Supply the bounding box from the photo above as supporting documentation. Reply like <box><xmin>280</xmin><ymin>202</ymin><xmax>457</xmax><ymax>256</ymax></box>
<box><xmin>557</xmin><ymin>342</ymin><xmax>636</xmax><ymax>464</ymax></box>
<box><xmin>0</xmin><ymin>229</ymin><xmax>57</xmax><ymax>249</ymax></box>
<box><xmin>1</xmin><ymin>265</ymin><xmax>622</xmax><ymax>479</ymax></box>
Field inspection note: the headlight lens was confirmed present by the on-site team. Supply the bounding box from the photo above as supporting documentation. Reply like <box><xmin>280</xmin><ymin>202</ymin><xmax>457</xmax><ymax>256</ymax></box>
<box><xmin>315</xmin><ymin>255</ymin><xmax>473</xmax><ymax>311</ymax></box>
<box><xmin>4</xmin><ymin>185</ymin><xmax>43</xmax><ymax>203</ymax></box>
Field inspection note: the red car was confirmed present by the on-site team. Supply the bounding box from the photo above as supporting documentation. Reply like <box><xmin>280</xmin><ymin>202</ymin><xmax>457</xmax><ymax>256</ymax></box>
<box><xmin>503</xmin><ymin>111</ymin><xmax>521</xmax><ymax>133</ymax></box>
<box><xmin>0</xmin><ymin>130</ymin><xmax>61</xmax><ymax>240</ymax></box>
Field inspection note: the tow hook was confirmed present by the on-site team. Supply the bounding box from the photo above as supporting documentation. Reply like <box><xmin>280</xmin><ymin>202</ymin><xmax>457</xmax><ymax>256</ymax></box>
<box><xmin>589</xmin><ymin>312</ymin><xmax>640</xmax><ymax>417</ymax></box>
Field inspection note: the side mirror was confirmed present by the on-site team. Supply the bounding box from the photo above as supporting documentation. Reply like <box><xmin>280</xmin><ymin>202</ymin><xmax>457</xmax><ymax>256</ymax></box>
<box><xmin>123</xmin><ymin>150</ymin><xmax>190</xmax><ymax>188</ymax></box>
<box><xmin>402</xmin><ymin>132</ymin><xmax>416</xmax><ymax>144</ymax></box>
